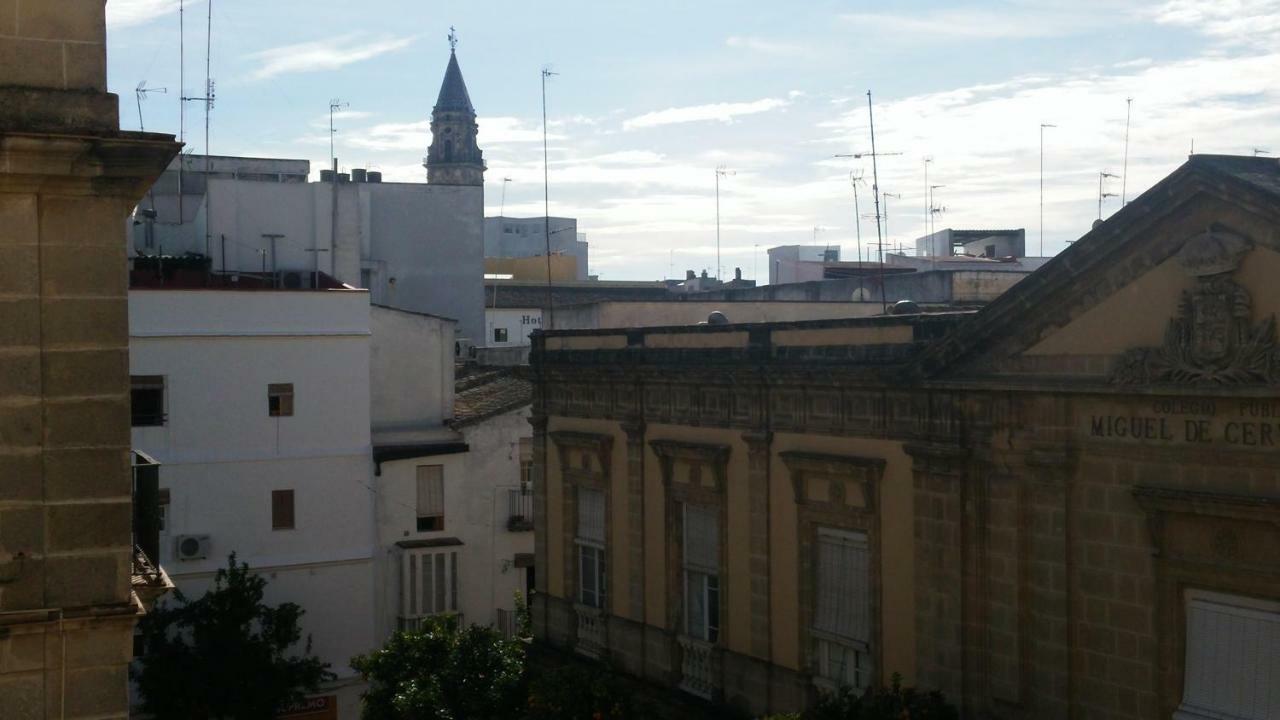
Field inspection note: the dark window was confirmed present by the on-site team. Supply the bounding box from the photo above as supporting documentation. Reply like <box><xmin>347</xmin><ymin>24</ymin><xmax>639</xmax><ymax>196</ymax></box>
<box><xmin>985</xmin><ymin>244</ymin><xmax>997</xmax><ymax>258</ymax></box>
<box><xmin>131</xmin><ymin>375</ymin><xmax>166</xmax><ymax>426</ymax></box>
<box><xmin>268</xmin><ymin>383</ymin><xmax>294</xmax><ymax>417</ymax></box>
<box><xmin>416</xmin><ymin>466</ymin><xmax>444</xmax><ymax>532</ymax></box>
<box><xmin>493</xmin><ymin>327</ymin><xmax>509</xmax><ymax>343</ymax></box>
<box><xmin>271</xmin><ymin>489</ymin><xmax>295</xmax><ymax>530</ymax></box>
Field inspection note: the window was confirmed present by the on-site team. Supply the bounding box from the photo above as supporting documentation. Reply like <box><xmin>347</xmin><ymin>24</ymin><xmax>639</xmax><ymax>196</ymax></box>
<box><xmin>576</xmin><ymin>488</ymin><xmax>606</xmax><ymax>609</ymax></box>
<box><xmin>1179</xmin><ymin>591</ymin><xmax>1280</xmax><ymax>720</ymax></box>
<box><xmin>158</xmin><ymin>488</ymin><xmax>170</xmax><ymax>533</ymax></box>
<box><xmin>268</xmin><ymin>383</ymin><xmax>294</xmax><ymax>417</ymax></box>
<box><xmin>416</xmin><ymin>465</ymin><xmax>445</xmax><ymax>532</ymax></box>
<box><xmin>493</xmin><ymin>327</ymin><xmax>509</xmax><ymax>343</ymax></box>
<box><xmin>683</xmin><ymin>503</ymin><xmax>720</xmax><ymax>643</ymax></box>
<box><xmin>402</xmin><ymin>549</ymin><xmax>459</xmax><ymax>619</ymax></box>
<box><xmin>131</xmin><ymin>375</ymin><xmax>166</xmax><ymax>427</ymax></box>
<box><xmin>984</xmin><ymin>244</ymin><xmax>997</xmax><ymax>258</ymax></box>
<box><xmin>271</xmin><ymin>489</ymin><xmax>295</xmax><ymax>530</ymax></box>
<box><xmin>360</xmin><ymin>269</ymin><xmax>372</xmax><ymax>289</ymax></box>
<box><xmin>812</xmin><ymin>529</ymin><xmax>872</xmax><ymax>691</ymax></box>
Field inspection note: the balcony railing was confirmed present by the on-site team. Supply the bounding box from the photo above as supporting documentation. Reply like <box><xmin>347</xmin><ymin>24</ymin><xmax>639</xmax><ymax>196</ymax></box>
<box><xmin>573</xmin><ymin>604</ymin><xmax>607</xmax><ymax>658</ymax></box>
<box><xmin>678</xmin><ymin>635</ymin><xmax>720</xmax><ymax>700</ymax></box>
<box><xmin>506</xmin><ymin>487</ymin><xmax>533</xmax><ymax>532</ymax></box>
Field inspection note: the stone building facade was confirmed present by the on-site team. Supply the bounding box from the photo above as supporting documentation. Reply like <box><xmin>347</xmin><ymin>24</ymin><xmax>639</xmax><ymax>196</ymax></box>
<box><xmin>529</xmin><ymin>155</ymin><xmax>1280</xmax><ymax>719</ymax></box>
<box><xmin>0</xmin><ymin>2</ymin><xmax>180</xmax><ymax>718</ymax></box>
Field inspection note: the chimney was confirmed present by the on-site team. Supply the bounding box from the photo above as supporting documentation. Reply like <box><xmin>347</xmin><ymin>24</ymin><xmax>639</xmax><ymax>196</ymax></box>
<box><xmin>701</xmin><ymin>269</ymin><xmax>709</xmax><ymax>279</ymax></box>
<box><xmin>686</xmin><ymin>270</ymin><xmax>696</xmax><ymax>280</ymax></box>
<box><xmin>351</xmin><ymin>168</ymin><xmax>367</xmax><ymax>183</ymax></box>
<box><xmin>734</xmin><ymin>267</ymin><xmax>742</xmax><ymax>280</ymax></box>
<box><xmin>367</xmin><ymin>171</ymin><xmax>383</xmax><ymax>183</ymax></box>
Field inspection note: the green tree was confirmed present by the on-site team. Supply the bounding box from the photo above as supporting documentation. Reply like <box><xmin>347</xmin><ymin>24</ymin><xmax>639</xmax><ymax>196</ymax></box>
<box><xmin>132</xmin><ymin>554</ymin><xmax>334</xmax><ymax>719</ymax></box>
<box><xmin>799</xmin><ymin>674</ymin><xmax>959</xmax><ymax>720</ymax></box>
<box><xmin>351</xmin><ymin>615</ymin><xmax>525</xmax><ymax>720</ymax></box>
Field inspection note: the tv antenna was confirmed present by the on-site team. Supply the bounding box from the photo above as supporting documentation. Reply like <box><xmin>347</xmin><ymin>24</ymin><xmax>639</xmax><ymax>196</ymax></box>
<box><xmin>135</xmin><ymin>81</ymin><xmax>167</xmax><ymax>132</ymax></box>
<box><xmin>865</xmin><ymin>90</ymin><xmax>890</xmax><ymax>313</ymax></box>
<box><xmin>715</xmin><ymin>165</ymin><xmax>735</xmax><ymax>280</ymax></box>
<box><xmin>846</xmin><ymin>169</ymin><xmax>867</xmax><ymax>264</ymax></box>
<box><xmin>1254</xmin><ymin>148</ymin><xmax>1271</xmax><ymax>157</ymax></box>
<box><xmin>929</xmin><ymin>184</ymin><xmax>946</xmax><ymax>238</ymax></box>
<box><xmin>500</xmin><ymin>177</ymin><xmax>513</xmax><ymax>217</ymax></box>
<box><xmin>1097</xmin><ymin>171</ymin><xmax>1120</xmax><ymax>220</ymax></box>
<box><xmin>179</xmin><ymin>0</ymin><xmax>215</xmax><ymax>258</ymax></box>
<box><xmin>540</xmin><ymin>65</ymin><xmax>560</xmax><ymax>327</ymax></box>
<box><xmin>881</xmin><ymin>192</ymin><xmax>901</xmax><ymax>250</ymax></box>
<box><xmin>1121</xmin><ymin>98</ymin><xmax>1133</xmax><ymax>205</ymax></box>
<box><xmin>329</xmin><ymin>98</ymin><xmax>349</xmax><ymax>170</ymax></box>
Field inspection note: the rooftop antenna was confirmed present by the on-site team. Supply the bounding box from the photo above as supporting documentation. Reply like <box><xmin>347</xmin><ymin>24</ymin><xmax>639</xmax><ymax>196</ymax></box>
<box><xmin>1098</xmin><ymin>171</ymin><xmax>1120</xmax><ymax>220</ymax></box>
<box><xmin>135</xmin><ymin>81</ymin><xmax>167</xmax><ymax>132</ymax></box>
<box><xmin>715</xmin><ymin>165</ymin><xmax>735</xmax><ymax>280</ymax></box>
<box><xmin>929</xmin><ymin>184</ymin><xmax>946</xmax><ymax>239</ymax></box>
<box><xmin>866</xmin><ymin>90</ymin><xmax>887</xmax><ymax>314</ymax></box>
<box><xmin>848</xmin><ymin>169</ymin><xmax>865</xmax><ymax>265</ymax></box>
<box><xmin>1121</xmin><ymin>98</ymin><xmax>1133</xmax><ymax>205</ymax></box>
<box><xmin>1040</xmin><ymin>123</ymin><xmax>1056</xmax><ymax>255</ymax></box>
<box><xmin>1254</xmin><ymin>148</ymin><xmax>1271</xmax><ymax>157</ymax></box>
<box><xmin>329</xmin><ymin>98</ymin><xmax>349</xmax><ymax>171</ymax></box>
<box><xmin>180</xmin><ymin>0</ymin><xmax>215</xmax><ymax>259</ymax></box>
<box><xmin>541</xmin><ymin>65</ymin><xmax>559</xmax><ymax>327</ymax></box>
<box><xmin>178</xmin><ymin>0</ymin><xmax>185</xmax><ymax>221</ymax></box>
<box><xmin>499</xmin><ymin>177</ymin><xmax>513</xmax><ymax>217</ymax></box>
<box><xmin>882</xmin><ymin>192</ymin><xmax>900</xmax><ymax>252</ymax></box>
<box><xmin>923</xmin><ymin>156</ymin><xmax>932</xmax><ymax>256</ymax></box>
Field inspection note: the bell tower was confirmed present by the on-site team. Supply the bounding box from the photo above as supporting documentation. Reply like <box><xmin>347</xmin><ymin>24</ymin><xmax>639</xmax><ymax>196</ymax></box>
<box><xmin>425</xmin><ymin>28</ymin><xmax>485</xmax><ymax>186</ymax></box>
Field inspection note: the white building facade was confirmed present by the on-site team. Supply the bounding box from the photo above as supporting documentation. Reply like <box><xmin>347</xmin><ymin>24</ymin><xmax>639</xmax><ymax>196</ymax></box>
<box><xmin>129</xmin><ymin>288</ymin><xmax>377</xmax><ymax>717</ymax></box>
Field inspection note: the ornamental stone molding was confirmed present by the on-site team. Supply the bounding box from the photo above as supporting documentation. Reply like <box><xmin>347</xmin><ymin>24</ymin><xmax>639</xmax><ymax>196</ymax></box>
<box><xmin>1113</xmin><ymin>229</ymin><xmax>1279</xmax><ymax>386</ymax></box>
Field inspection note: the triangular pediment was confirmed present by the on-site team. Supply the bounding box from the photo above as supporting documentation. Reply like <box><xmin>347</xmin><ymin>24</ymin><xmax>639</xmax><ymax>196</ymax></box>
<box><xmin>915</xmin><ymin>156</ymin><xmax>1280</xmax><ymax>389</ymax></box>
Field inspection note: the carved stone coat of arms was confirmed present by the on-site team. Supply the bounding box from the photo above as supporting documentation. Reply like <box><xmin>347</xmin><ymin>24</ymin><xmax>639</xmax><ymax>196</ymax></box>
<box><xmin>1113</xmin><ymin>230</ymin><xmax>1279</xmax><ymax>385</ymax></box>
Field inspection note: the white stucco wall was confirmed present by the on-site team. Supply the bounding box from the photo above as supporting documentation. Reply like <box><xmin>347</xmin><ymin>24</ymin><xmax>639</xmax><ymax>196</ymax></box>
<box><xmin>373</xmin><ymin>407</ymin><xmax>533</xmax><ymax>640</ymax></box>
<box><xmin>370</xmin><ymin>306</ymin><xmax>456</xmax><ymax>433</ymax></box>
<box><xmin>129</xmin><ymin>289</ymin><xmax>377</xmax><ymax>694</ymax></box>
<box><xmin>485</xmin><ymin>308</ymin><xmax>542</xmax><ymax>347</ymax></box>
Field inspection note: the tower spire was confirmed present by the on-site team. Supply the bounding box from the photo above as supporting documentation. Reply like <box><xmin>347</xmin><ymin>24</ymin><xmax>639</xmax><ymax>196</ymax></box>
<box><xmin>425</xmin><ymin>31</ymin><xmax>485</xmax><ymax>185</ymax></box>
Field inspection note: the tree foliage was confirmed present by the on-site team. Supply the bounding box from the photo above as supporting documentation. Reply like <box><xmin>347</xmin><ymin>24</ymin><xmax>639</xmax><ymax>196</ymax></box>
<box><xmin>797</xmin><ymin>674</ymin><xmax>959</xmax><ymax>720</ymax></box>
<box><xmin>132</xmin><ymin>553</ymin><xmax>334</xmax><ymax>719</ymax></box>
<box><xmin>351</xmin><ymin>615</ymin><xmax>526</xmax><ymax>720</ymax></box>
<box><xmin>524</xmin><ymin>661</ymin><xmax>656</xmax><ymax>720</ymax></box>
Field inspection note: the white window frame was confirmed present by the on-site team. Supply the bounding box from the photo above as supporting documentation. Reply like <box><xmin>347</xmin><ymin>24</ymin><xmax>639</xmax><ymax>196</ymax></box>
<box><xmin>682</xmin><ymin>503</ymin><xmax>720</xmax><ymax>644</ymax></box>
<box><xmin>575</xmin><ymin>487</ymin><xmax>606</xmax><ymax>609</ymax></box>
<box><xmin>812</xmin><ymin>528</ymin><xmax>873</xmax><ymax>693</ymax></box>
<box><xmin>415</xmin><ymin>465</ymin><xmax>444</xmax><ymax>532</ymax></box>
<box><xmin>1176</xmin><ymin>589</ymin><xmax>1280</xmax><ymax>720</ymax></box>
<box><xmin>401</xmin><ymin>548</ymin><xmax>459</xmax><ymax>619</ymax></box>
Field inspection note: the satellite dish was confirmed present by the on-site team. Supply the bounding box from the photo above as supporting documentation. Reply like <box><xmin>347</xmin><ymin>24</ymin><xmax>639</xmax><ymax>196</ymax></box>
<box><xmin>851</xmin><ymin>287</ymin><xmax>872</xmax><ymax>301</ymax></box>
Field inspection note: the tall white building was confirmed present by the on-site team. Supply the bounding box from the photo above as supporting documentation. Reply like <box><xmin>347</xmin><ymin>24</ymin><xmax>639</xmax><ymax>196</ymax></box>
<box><xmin>131</xmin><ymin>47</ymin><xmax>488</xmax><ymax>342</ymax></box>
<box><xmin>129</xmin><ymin>287</ymin><xmax>377</xmax><ymax>716</ymax></box>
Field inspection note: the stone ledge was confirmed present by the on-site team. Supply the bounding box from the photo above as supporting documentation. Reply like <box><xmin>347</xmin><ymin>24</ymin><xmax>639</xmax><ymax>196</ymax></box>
<box><xmin>0</xmin><ymin>86</ymin><xmax>117</xmax><ymax>135</ymax></box>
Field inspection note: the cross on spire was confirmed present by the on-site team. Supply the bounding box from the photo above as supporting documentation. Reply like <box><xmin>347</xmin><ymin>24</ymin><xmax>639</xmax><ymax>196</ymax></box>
<box><xmin>448</xmin><ymin>26</ymin><xmax>458</xmax><ymax>52</ymax></box>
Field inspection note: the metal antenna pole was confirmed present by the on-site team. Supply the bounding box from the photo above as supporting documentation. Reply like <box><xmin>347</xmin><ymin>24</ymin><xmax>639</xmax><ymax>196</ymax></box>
<box><xmin>923</xmin><ymin>157</ymin><xmax>931</xmax><ymax>255</ymax></box>
<box><xmin>203</xmin><ymin>0</ymin><xmax>213</xmax><ymax>260</ymax></box>
<box><xmin>715</xmin><ymin>169</ymin><xmax>721</xmax><ymax>280</ymax></box>
<box><xmin>850</xmin><ymin>172</ymin><xmax>863</xmax><ymax>265</ymax></box>
<box><xmin>882</xmin><ymin>192</ymin><xmax>900</xmax><ymax>252</ymax></box>
<box><xmin>500</xmin><ymin>177</ymin><xmax>512</xmax><ymax>217</ymax></box>
<box><xmin>329</xmin><ymin>99</ymin><xmax>349</xmax><ymax>171</ymax></box>
<box><xmin>178</xmin><ymin>0</ymin><xmax>185</xmax><ymax>222</ymax></box>
<box><xmin>867</xmin><ymin>91</ymin><xmax>886</xmax><ymax>313</ymax></box>
<box><xmin>1122</xmin><ymin>98</ymin><xmax>1132</xmax><ymax>205</ymax></box>
<box><xmin>1040</xmin><ymin>123</ymin><xmax>1055</xmax><ymax>255</ymax></box>
<box><xmin>541</xmin><ymin>67</ymin><xmax>558</xmax><ymax>327</ymax></box>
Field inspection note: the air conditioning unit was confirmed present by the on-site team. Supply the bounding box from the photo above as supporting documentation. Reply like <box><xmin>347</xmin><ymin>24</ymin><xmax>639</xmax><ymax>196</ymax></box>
<box><xmin>276</xmin><ymin>270</ymin><xmax>315</xmax><ymax>290</ymax></box>
<box><xmin>455</xmin><ymin>337</ymin><xmax>477</xmax><ymax>360</ymax></box>
<box><xmin>175</xmin><ymin>534</ymin><xmax>211</xmax><ymax>561</ymax></box>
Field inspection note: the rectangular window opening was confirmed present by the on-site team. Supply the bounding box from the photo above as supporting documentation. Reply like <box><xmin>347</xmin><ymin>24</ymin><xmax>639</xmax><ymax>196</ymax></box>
<box><xmin>416</xmin><ymin>465</ymin><xmax>444</xmax><ymax>532</ymax></box>
<box><xmin>131</xmin><ymin>375</ymin><xmax>166</xmax><ymax>427</ymax></box>
<box><xmin>268</xmin><ymin>383</ymin><xmax>294</xmax><ymax>417</ymax></box>
<box><xmin>271</xmin><ymin>489</ymin><xmax>295</xmax><ymax>530</ymax></box>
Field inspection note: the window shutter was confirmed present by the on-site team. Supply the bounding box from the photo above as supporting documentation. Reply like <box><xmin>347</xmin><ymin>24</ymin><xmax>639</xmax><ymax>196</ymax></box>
<box><xmin>1181</xmin><ymin>597</ymin><xmax>1280</xmax><ymax>720</ymax></box>
<box><xmin>271</xmin><ymin>489</ymin><xmax>295</xmax><ymax>530</ymax></box>
<box><xmin>577</xmin><ymin>488</ymin><xmax>605</xmax><ymax>543</ymax></box>
<box><xmin>813</xmin><ymin>529</ymin><xmax>870</xmax><ymax>644</ymax></box>
<box><xmin>683</xmin><ymin>504</ymin><xmax>719</xmax><ymax>572</ymax></box>
<box><xmin>416</xmin><ymin>466</ymin><xmax>444</xmax><ymax>517</ymax></box>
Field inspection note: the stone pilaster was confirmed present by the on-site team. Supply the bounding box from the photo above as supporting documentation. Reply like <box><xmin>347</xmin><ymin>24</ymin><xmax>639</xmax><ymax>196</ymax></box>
<box><xmin>905</xmin><ymin>441</ymin><xmax>970</xmax><ymax>703</ymax></box>
<box><xmin>742</xmin><ymin>431</ymin><xmax>772</xmax><ymax>662</ymax></box>
<box><xmin>529</xmin><ymin>415</ymin><xmax>550</xmax><ymax>639</ymax></box>
<box><xmin>622</xmin><ymin>419</ymin><xmax>646</xmax><ymax>622</ymax></box>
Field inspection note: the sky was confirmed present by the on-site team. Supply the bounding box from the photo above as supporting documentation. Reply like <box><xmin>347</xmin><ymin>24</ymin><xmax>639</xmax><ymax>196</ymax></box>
<box><xmin>105</xmin><ymin>0</ymin><xmax>1280</xmax><ymax>281</ymax></box>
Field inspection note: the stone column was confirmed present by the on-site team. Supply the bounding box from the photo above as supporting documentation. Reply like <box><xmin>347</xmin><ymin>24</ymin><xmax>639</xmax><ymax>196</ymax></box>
<box><xmin>905</xmin><ymin>441</ymin><xmax>971</xmax><ymax>703</ymax></box>
<box><xmin>1023</xmin><ymin>445</ymin><xmax>1076</xmax><ymax>720</ymax></box>
<box><xmin>742</xmin><ymin>430</ymin><xmax>773</xmax><ymax>661</ymax></box>
<box><xmin>0</xmin><ymin>4</ymin><xmax>180</xmax><ymax>717</ymax></box>
<box><xmin>622</xmin><ymin>419</ymin><xmax>646</xmax><ymax>622</ymax></box>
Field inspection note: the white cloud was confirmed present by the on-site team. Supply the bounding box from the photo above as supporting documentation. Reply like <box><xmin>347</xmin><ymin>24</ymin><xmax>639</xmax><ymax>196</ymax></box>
<box><xmin>623</xmin><ymin>97</ymin><xmax>790</xmax><ymax>130</ymax></box>
<box><xmin>246</xmin><ymin>34</ymin><xmax>416</xmax><ymax>80</ymax></box>
<box><xmin>1151</xmin><ymin>0</ymin><xmax>1280</xmax><ymax>46</ymax></box>
<box><xmin>725</xmin><ymin>36</ymin><xmax>812</xmax><ymax>58</ymax></box>
<box><xmin>345</xmin><ymin>116</ymin><xmax>559</xmax><ymax>152</ymax></box>
<box><xmin>106</xmin><ymin>0</ymin><xmax>197</xmax><ymax>28</ymax></box>
<box><xmin>838</xmin><ymin>6</ymin><xmax>1125</xmax><ymax>39</ymax></box>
